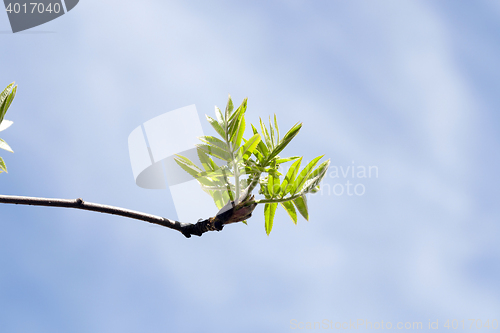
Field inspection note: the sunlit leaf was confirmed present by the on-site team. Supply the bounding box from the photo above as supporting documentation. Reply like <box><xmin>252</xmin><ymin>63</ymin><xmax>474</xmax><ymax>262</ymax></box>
<box><xmin>266</xmin><ymin>122</ymin><xmax>302</xmax><ymax>162</ymax></box>
<box><xmin>276</xmin><ymin>156</ymin><xmax>300</xmax><ymax>164</ymax></box>
<box><xmin>281</xmin><ymin>157</ymin><xmax>302</xmax><ymax>195</ymax></box>
<box><xmin>199</xmin><ymin>135</ymin><xmax>230</xmax><ymax>152</ymax></box>
<box><xmin>0</xmin><ymin>138</ymin><xmax>13</xmax><ymax>153</ymax></box>
<box><xmin>301</xmin><ymin>159</ymin><xmax>330</xmax><ymax>194</ymax></box>
<box><xmin>206</xmin><ymin>115</ymin><xmax>226</xmax><ymax>139</ymax></box>
<box><xmin>197</xmin><ymin>144</ymin><xmax>232</xmax><ymax>161</ymax></box>
<box><xmin>215</xmin><ymin>106</ymin><xmax>225</xmax><ymax>127</ymax></box>
<box><xmin>0</xmin><ymin>84</ymin><xmax>16</xmax><ymax>123</ymax></box>
<box><xmin>264</xmin><ymin>202</ymin><xmax>278</xmax><ymax>235</ymax></box>
<box><xmin>259</xmin><ymin>118</ymin><xmax>272</xmax><ymax>149</ymax></box>
<box><xmin>269</xmin><ymin>116</ymin><xmax>275</xmax><ymax>148</ymax></box>
<box><xmin>225</xmin><ymin>95</ymin><xmax>234</xmax><ymax>121</ymax></box>
<box><xmin>292</xmin><ymin>155</ymin><xmax>323</xmax><ymax>194</ymax></box>
<box><xmin>251</xmin><ymin>124</ymin><xmax>269</xmax><ymax>157</ymax></box>
<box><xmin>232</xmin><ymin>115</ymin><xmax>245</xmax><ymax>149</ymax></box>
<box><xmin>280</xmin><ymin>201</ymin><xmax>297</xmax><ymax>224</ymax></box>
<box><xmin>0</xmin><ymin>156</ymin><xmax>6</xmax><ymax>173</ymax></box>
<box><xmin>274</xmin><ymin>114</ymin><xmax>280</xmax><ymax>143</ymax></box>
<box><xmin>0</xmin><ymin>119</ymin><xmax>13</xmax><ymax>132</ymax></box>
<box><xmin>237</xmin><ymin>133</ymin><xmax>261</xmax><ymax>161</ymax></box>
<box><xmin>293</xmin><ymin>194</ymin><xmax>308</xmax><ymax>221</ymax></box>
<box><xmin>174</xmin><ymin>155</ymin><xmax>203</xmax><ymax>178</ymax></box>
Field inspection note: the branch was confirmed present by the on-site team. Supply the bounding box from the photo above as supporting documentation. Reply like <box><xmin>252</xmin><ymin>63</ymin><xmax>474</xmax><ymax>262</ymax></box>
<box><xmin>0</xmin><ymin>194</ymin><xmax>256</xmax><ymax>238</ymax></box>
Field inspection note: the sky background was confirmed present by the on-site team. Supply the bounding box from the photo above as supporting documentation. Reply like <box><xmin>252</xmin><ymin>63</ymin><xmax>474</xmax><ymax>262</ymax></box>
<box><xmin>1</xmin><ymin>0</ymin><xmax>500</xmax><ymax>332</ymax></box>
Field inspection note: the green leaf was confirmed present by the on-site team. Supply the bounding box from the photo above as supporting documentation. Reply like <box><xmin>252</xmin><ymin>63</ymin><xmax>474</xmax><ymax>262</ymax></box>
<box><xmin>266</xmin><ymin>122</ymin><xmax>302</xmax><ymax>162</ymax></box>
<box><xmin>232</xmin><ymin>115</ymin><xmax>245</xmax><ymax>150</ymax></box>
<box><xmin>206</xmin><ymin>115</ymin><xmax>226</xmax><ymax>139</ymax></box>
<box><xmin>198</xmin><ymin>135</ymin><xmax>230</xmax><ymax>152</ymax></box>
<box><xmin>0</xmin><ymin>119</ymin><xmax>13</xmax><ymax>132</ymax></box>
<box><xmin>0</xmin><ymin>83</ymin><xmax>14</xmax><ymax>110</ymax></box>
<box><xmin>301</xmin><ymin>159</ymin><xmax>330</xmax><ymax>193</ymax></box>
<box><xmin>280</xmin><ymin>201</ymin><xmax>297</xmax><ymax>224</ymax></box>
<box><xmin>228</xmin><ymin>105</ymin><xmax>245</xmax><ymax>147</ymax></box>
<box><xmin>268</xmin><ymin>172</ymin><xmax>274</xmax><ymax>197</ymax></box>
<box><xmin>293</xmin><ymin>194</ymin><xmax>309</xmax><ymax>221</ymax></box>
<box><xmin>225</xmin><ymin>95</ymin><xmax>234</xmax><ymax>121</ymax></box>
<box><xmin>0</xmin><ymin>138</ymin><xmax>13</xmax><ymax>153</ymax></box>
<box><xmin>0</xmin><ymin>84</ymin><xmax>16</xmax><ymax>123</ymax></box>
<box><xmin>264</xmin><ymin>202</ymin><xmax>278</xmax><ymax>235</ymax></box>
<box><xmin>281</xmin><ymin>157</ymin><xmax>302</xmax><ymax>195</ymax></box>
<box><xmin>174</xmin><ymin>155</ymin><xmax>203</xmax><ymax>178</ymax></box>
<box><xmin>197</xmin><ymin>149</ymin><xmax>216</xmax><ymax>172</ymax></box>
<box><xmin>215</xmin><ymin>106</ymin><xmax>225</xmax><ymax>127</ymax></box>
<box><xmin>0</xmin><ymin>156</ymin><xmax>6</xmax><ymax>173</ymax></box>
<box><xmin>228</xmin><ymin>98</ymin><xmax>246</xmax><ymax>123</ymax></box>
<box><xmin>237</xmin><ymin>133</ymin><xmax>261</xmax><ymax>161</ymax></box>
<box><xmin>292</xmin><ymin>155</ymin><xmax>323</xmax><ymax>194</ymax></box>
<box><xmin>276</xmin><ymin>156</ymin><xmax>300</xmax><ymax>164</ymax></box>
<box><xmin>213</xmin><ymin>190</ymin><xmax>225</xmax><ymax>209</ymax></box>
<box><xmin>259</xmin><ymin>118</ymin><xmax>272</xmax><ymax>149</ymax></box>
<box><xmin>269</xmin><ymin>116</ymin><xmax>275</xmax><ymax>147</ymax></box>
<box><xmin>274</xmin><ymin>114</ymin><xmax>280</xmax><ymax>143</ymax></box>
<box><xmin>197</xmin><ymin>144</ymin><xmax>232</xmax><ymax>161</ymax></box>
<box><xmin>251</xmin><ymin>124</ymin><xmax>269</xmax><ymax>157</ymax></box>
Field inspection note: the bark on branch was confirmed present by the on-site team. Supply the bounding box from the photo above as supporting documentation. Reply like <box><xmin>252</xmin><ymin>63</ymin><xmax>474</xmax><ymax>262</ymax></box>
<box><xmin>0</xmin><ymin>194</ymin><xmax>257</xmax><ymax>238</ymax></box>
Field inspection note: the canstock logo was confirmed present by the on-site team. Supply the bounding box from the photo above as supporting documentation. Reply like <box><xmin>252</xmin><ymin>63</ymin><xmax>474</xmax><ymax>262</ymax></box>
<box><xmin>3</xmin><ymin>0</ymin><xmax>79</xmax><ymax>33</ymax></box>
<box><xmin>128</xmin><ymin>105</ymin><xmax>226</xmax><ymax>222</ymax></box>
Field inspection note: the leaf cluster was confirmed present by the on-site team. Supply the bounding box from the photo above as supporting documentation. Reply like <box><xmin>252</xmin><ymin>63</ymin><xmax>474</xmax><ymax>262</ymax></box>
<box><xmin>175</xmin><ymin>95</ymin><xmax>329</xmax><ymax>234</ymax></box>
<box><xmin>0</xmin><ymin>82</ymin><xmax>17</xmax><ymax>173</ymax></box>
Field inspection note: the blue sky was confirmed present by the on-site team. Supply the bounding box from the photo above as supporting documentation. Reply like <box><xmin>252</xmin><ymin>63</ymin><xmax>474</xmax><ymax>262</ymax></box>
<box><xmin>1</xmin><ymin>0</ymin><xmax>500</xmax><ymax>332</ymax></box>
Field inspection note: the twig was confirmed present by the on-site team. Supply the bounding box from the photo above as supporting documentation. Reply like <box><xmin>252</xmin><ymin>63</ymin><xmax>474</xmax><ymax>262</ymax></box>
<box><xmin>0</xmin><ymin>194</ymin><xmax>233</xmax><ymax>238</ymax></box>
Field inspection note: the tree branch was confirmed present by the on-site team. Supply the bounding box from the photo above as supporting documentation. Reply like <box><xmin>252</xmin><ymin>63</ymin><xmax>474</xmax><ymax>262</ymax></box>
<box><xmin>0</xmin><ymin>194</ymin><xmax>256</xmax><ymax>238</ymax></box>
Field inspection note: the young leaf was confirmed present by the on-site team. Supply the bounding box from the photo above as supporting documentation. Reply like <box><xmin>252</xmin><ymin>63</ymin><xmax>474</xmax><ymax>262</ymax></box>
<box><xmin>292</xmin><ymin>155</ymin><xmax>323</xmax><ymax>194</ymax></box>
<box><xmin>301</xmin><ymin>159</ymin><xmax>330</xmax><ymax>193</ymax></box>
<box><xmin>293</xmin><ymin>194</ymin><xmax>309</xmax><ymax>221</ymax></box>
<box><xmin>213</xmin><ymin>190</ymin><xmax>225</xmax><ymax>209</ymax></box>
<box><xmin>266</xmin><ymin>122</ymin><xmax>302</xmax><ymax>162</ymax></box>
<box><xmin>259</xmin><ymin>118</ymin><xmax>272</xmax><ymax>149</ymax></box>
<box><xmin>264</xmin><ymin>202</ymin><xmax>278</xmax><ymax>235</ymax></box>
<box><xmin>237</xmin><ymin>133</ymin><xmax>261</xmax><ymax>161</ymax></box>
<box><xmin>280</xmin><ymin>201</ymin><xmax>297</xmax><ymax>224</ymax></box>
<box><xmin>274</xmin><ymin>114</ymin><xmax>280</xmax><ymax>143</ymax></box>
<box><xmin>0</xmin><ymin>84</ymin><xmax>16</xmax><ymax>123</ymax></box>
<box><xmin>281</xmin><ymin>157</ymin><xmax>302</xmax><ymax>195</ymax></box>
<box><xmin>215</xmin><ymin>106</ymin><xmax>225</xmax><ymax>127</ymax></box>
<box><xmin>276</xmin><ymin>156</ymin><xmax>300</xmax><ymax>164</ymax></box>
<box><xmin>225</xmin><ymin>95</ymin><xmax>234</xmax><ymax>120</ymax></box>
<box><xmin>174</xmin><ymin>155</ymin><xmax>203</xmax><ymax>178</ymax></box>
<box><xmin>228</xmin><ymin>98</ymin><xmax>246</xmax><ymax>123</ymax></box>
<box><xmin>0</xmin><ymin>83</ymin><xmax>15</xmax><ymax>111</ymax></box>
<box><xmin>0</xmin><ymin>119</ymin><xmax>13</xmax><ymax>132</ymax></box>
<box><xmin>197</xmin><ymin>149</ymin><xmax>216</xmax><ymax>172</ymax></box>
<box><xmin>0</xmin><ymin>138</ymin><xmax>13</xmax><ymax>153</ymax></box>
<box><xmin>0</xmin><ymin>156</ymin><xmax>6</xmax><ymax>173</ymax></box>
<box><xmin>232</xmin><ymin>115</ymin><xmax>245</xmax><ymax>149</ymax></box>
<box><xmin>198</xmin><ymin>135</ymin><xmax>230</xmax><ymax>152</ymax></box>
<box><xmin>197</xmin><ymin>144</ymin><xmax>232</xmax><ymax>161</ymax></box>
<box><xmin>251</xmin><ymin>124</ymin><xmax>269</xmax><ymax>157</ymax></box>
<box><xmin>269</xmin><ymin>116</ymin><xmax>275</xmax><ymax>147</ymax></box>
<box><xmin>206</xmin><ymin>115</ymin><xmax>226</xmax><ymax>139</ymax></box>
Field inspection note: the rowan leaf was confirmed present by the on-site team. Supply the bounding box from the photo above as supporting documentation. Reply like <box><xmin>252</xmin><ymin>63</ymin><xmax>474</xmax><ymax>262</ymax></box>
<box><xmin>293</xmin><ymin>194</ymin><xmax>308</xmax><ymax>221</ymax></box>
<box><xmin>264</xmin><ymin>202</ymin><xmax>278</xmax><ymax>235</ymax></box>
<box><xmin>280</xmin><ymin>201</ymin><xmax>297</xmax><ymax>224</ymax></box>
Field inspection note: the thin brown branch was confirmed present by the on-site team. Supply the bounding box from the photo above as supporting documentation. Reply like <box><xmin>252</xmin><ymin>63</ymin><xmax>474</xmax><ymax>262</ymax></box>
<box><xmin>0</xmin><ymin>194</ymin><xmax>237</xmax><ymax>238</ymax></box>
